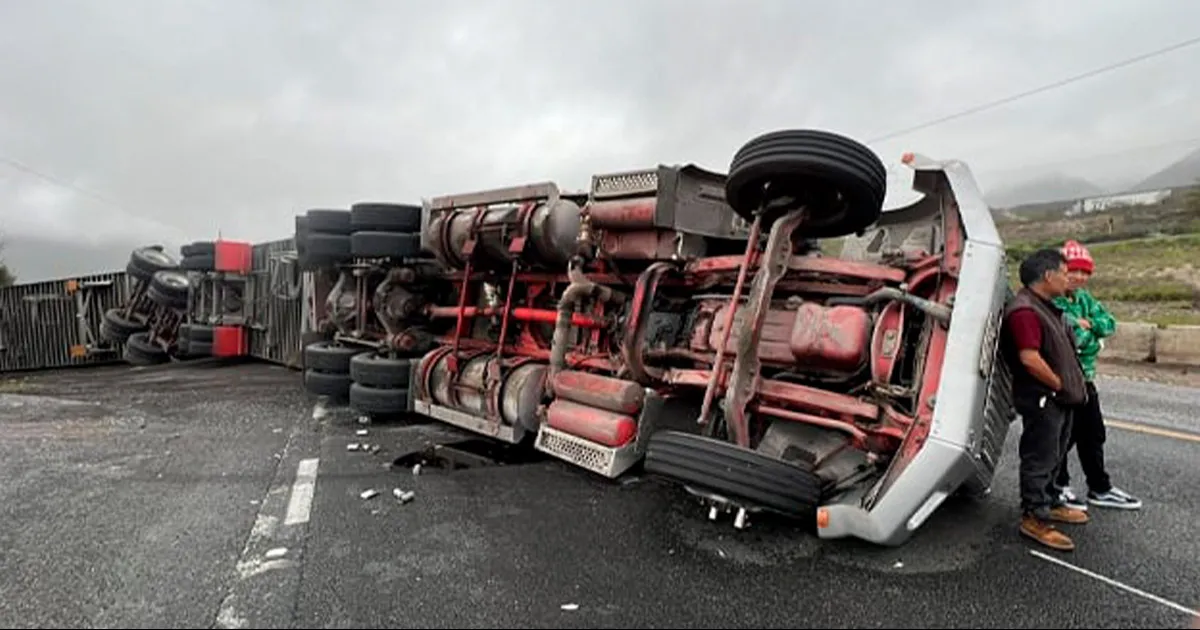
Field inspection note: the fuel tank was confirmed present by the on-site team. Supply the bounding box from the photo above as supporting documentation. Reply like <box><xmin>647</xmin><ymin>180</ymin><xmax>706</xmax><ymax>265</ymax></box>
<box><xmin>425</xmin><ymin>198</ymin><xmax>582</xmax><ymax>271</ymax></box>
<box><xmin>418</xmin><ymin>350</ymin><xmax>548</xmax><ymax>436</ymax></box>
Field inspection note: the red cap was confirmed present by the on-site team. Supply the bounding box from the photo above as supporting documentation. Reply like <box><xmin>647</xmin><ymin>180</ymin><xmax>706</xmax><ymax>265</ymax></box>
<box><xmin>1062</xmin><ymin>240</ymin><xmax>1094</xmax><ymax>274</ymax></box>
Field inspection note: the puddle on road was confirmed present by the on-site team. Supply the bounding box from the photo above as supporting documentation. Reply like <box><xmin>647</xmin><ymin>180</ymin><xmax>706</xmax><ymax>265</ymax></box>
<box><xmin>392</xmin><ymin>438</ymin><xmax>546</xmax><ymax>472</ymax></box>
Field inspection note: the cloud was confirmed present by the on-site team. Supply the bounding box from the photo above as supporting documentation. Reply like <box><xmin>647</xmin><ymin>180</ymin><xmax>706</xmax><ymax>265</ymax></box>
<box><xmin>0</xmin><ymin>0</ymin><xmax>1198</xmax><ymax>259</ymax></box>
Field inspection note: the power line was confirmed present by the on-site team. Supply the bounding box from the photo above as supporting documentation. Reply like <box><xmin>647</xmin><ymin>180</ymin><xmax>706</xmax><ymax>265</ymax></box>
<box><xmin>867</xmin><ymin>34</ymin><xmax>1200</xmax><ymax>144</ymax></box>
<box><xmin>0</xmin><ymin>154</ymin><xmax>125</xmax><ymax>209</ymax></box>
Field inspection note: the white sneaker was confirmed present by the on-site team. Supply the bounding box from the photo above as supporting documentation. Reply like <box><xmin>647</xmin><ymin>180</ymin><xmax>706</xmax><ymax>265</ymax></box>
<box><xmin>1088</xmin><ymin>487</ymin><xmax>1142</xmax><ymax>510</ymax></box>
<box><xmin>1058</xmin><ymin>486</ymin><xmax>1088</xmax><ymax>511</ymax></box>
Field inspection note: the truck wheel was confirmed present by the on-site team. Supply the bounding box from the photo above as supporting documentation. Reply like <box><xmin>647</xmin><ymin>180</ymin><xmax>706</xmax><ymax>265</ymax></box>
<box><xmin>643</xmin><ymin>430</ymin><xmax>823</xmax><ymax>518</ymax></box>
<box><xmin>350</xmin><ymin>383</ymin><xmax>410</xmax><ymax>415</ymax></box>
<box><xmin>350</xmin><ymin>353</ymin><xmax>412</xmax><ymax>388</ymax></box>
<box><xmin>100</xmin><ymin>308</ymin><xmax>145</xmax><ymax>344</ymax></box>
<box><xmin>304</xmin><ymin>369</ymin><xmax>352</xmax><ymax>399</ymax></box>
<box><xmin>147</xmin><ymin>270</ymin><xmax>191</xmax><ymax>310</ymax></box>
<box><xmin>724</xmin><ymin>129</ymin><xmax>886</xmax><ymax>238</ymax></box>
<box><xmin>180</xmin><ymin>241</ymin><xmax>215</xmax><ymax>258</ymax></box>
<box><xmin>303</xmin><ymin>341</ymin><xmax>360</xmax><ymax>373</ymax></box>
<box><xmin>127</xmin><ymin>246</ymin><xmax>180</xmax><ymax>283</ymax></box>
<box><xmin>350</xmin><ymin>202</ymin><xmax>422</xmax><ymax>233</ymax></box>
<box><xmin>124</xmin><ymin>332</ymin><xmax>168</xmax><ymax>366</ymax></box>
<box><xmin>305</xmin><ymin>234</ymin><xmax>352</xmax><ymax>267</ymax></box>
<box><xmin>350</xmin><ymin>232</ymin><xmax>421</xmax><ymax>259</ymax></box>
<box><xmin>305</xmin><ymin>209</ymin><xmax>353</xmax><ymax>235</ymax></box>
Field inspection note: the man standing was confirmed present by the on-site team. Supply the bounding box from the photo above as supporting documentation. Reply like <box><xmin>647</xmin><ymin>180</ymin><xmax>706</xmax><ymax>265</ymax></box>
<box><xmin>1053</xmin><ymin>240</ymin><xmax>1143</xmax><ymax>511</ymax></box>
<box><xmin>1002</xmin><ymin>248</ymin><xmax>1091</xmax><ymax>551</ymax></box>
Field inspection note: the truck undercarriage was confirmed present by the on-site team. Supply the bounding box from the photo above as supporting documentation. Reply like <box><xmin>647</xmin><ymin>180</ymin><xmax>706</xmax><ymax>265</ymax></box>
<box><xmin>296</xmin><ymin>129</ymin><xmax>1016</xmax><ymax>547</ymax></box>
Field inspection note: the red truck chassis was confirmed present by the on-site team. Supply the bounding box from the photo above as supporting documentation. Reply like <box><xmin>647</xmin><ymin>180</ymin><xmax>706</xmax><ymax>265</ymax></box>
<box><xmin>297</xmin><ymin>130</ymin><xmax>1014</xmax><ymax>547</ymax></box>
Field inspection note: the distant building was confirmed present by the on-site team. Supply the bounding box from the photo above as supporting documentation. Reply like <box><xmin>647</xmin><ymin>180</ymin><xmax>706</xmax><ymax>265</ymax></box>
<box><xmin>1065</xmin><ymin>189</ymin><xmax>1172</xmax><ymax>217</ymax></box>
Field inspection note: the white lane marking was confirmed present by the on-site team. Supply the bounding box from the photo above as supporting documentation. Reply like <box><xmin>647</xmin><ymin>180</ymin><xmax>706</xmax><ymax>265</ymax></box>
<box><xmin>1030</xmin><ymin>550</ymin><xmax>1199</xmax><ymax>616</ymax></box>
<box><xmin>284</xmin><ymin>458</ymin><xmax>320</xmax><ymax>526</ymax></box>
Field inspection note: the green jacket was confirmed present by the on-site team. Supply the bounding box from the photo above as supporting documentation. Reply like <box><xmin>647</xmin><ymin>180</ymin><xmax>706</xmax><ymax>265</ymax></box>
<box><xmin>1052</xmin><ymin>288</ymin><xmax>1116</xmax><ymax>381</ymax></box>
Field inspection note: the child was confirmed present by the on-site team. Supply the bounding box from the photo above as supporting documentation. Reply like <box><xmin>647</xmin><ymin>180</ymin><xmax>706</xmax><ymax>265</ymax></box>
<box><xmin>1053</xmin><ymin>240</ymin><xmax>1142</xmax><ymax>511</ymax></box>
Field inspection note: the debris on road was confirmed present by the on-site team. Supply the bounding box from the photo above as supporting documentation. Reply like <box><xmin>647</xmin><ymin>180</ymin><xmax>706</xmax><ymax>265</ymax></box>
<box><xmin>265</xmin><ymin>547</ymin><xmax>288</xmax><ymax>559</ymax></box>
<box><xmin>561</xmin><ymin>603</ymin><xmax>579</xmax><ymax>611</ymax></box>
<box><xmin>347</xmin><ymin>443</ymin><xmax>361</xmax><ymax>452</ymax></box>
<box><xmin>356</xmin><ymin>429</ymin><xmax>368</xmax><ymax>436</ymax></box>
<box><xmin>360</xmin><ymin>489</ymin><xmax>379</xmax><ymax>500</ymax></box>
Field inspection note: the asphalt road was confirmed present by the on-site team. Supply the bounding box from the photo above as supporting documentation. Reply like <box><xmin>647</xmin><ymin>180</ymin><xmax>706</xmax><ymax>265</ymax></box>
<box><xmin>0</xmin><ymin>361</ymin><xmax>1196</xmax><ymax>629</ymax></box>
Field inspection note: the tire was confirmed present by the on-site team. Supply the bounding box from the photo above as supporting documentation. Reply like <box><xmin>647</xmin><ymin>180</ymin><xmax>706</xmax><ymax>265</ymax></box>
<box><xmin>350</xmin><ymin>383</ymin><xmax>410</xmax><ymax>415</ymax></box>
<box><xmin>350</xmin><ymin>202</ymin><xmax>422</xmax><ymax>232</ymax></box>
<box><xmin>124</xmin><ymin>332</ymin><xmax>168</xmax><ymax>366</ymax></box>
<box><xmin>100</xmin><ymin>308</ymin><xmax>145</xmax><ymax>344</ymax></box>
<box><xmin>181</xmin><ymin>254</ymin><xmax>215</xmax><ymax>271</ymax></box>
<box><xmin>187</xmin><ymin>324</ymin><xmax>214</xmax><ymax>343</ymax></box>
<box><xmin>303</xmin><ymin>341</ymin><xmax>361</xmax><ymax>374</ymax></box>
<box><xmin>147</xmin><ymin>270</ymin><xmax>190</xmax><ymax>310</ymax></box>
<box><xmin>725</xmin><ymin>129</ymin><xmax>887</xmax><ymax>238</ymax></box>
<box><xmin>304</xmin><ymin>369</ymin><xmax>352</xmax><ymax>398</ymax></box>
<box><xmin>350</xmin><ymin>232</ymin><xmax>421</xmax><ymax>259</ymax></box>
<box><xmin>643</xmin><ymin>430</ymin><xmax>823</xmax><ymax>518</ymax></box>
<box><xmin>305</xmin><ymin>234</ymin><xmax>352</xmax><ymax>267</ymax></box>
<box><xmin>350</xmin><ymin>353</ymin><xmax>412</xmax><ymax>388</ymax></box>
<box><xmin>127</xmin><ymin>246</ymin><xmax>179</xmax><ymax>283</ymax></box>
<box><xmin>187</xmin><ymin>341</ymin><xmax>213</xmax><ymax>357</ymax></box>
<box><xmin>181</xmin><ymin>241</ymin><xmax>215</xmax><ymax>258</ymax></box>
<box><xmin>305</xmin><ymin>209</ymin><xmax>352</xmax><ymax>235</ymax></box>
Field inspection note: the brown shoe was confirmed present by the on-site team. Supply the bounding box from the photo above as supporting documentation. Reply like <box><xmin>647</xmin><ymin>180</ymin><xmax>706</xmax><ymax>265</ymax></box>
<box><xmin>1021</xmin><ymin>515</ymin><xmax>1075</xmax><ymax>551</ymax></box>
<box><xmin>1049</xmin><ymin>505</ymin><xmax>1089</xmax><ymax>524</ymax></box>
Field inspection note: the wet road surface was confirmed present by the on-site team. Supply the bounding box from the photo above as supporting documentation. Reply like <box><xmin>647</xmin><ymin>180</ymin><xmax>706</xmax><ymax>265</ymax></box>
<box><xmin>0</xmin><ymin>361</ymin><xmax>1196</xmax><ymax>629</ymax></box>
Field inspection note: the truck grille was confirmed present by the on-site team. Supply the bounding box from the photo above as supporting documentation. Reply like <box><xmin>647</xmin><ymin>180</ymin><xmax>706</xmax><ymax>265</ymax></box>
<box><xmin>591</xmin><ymin>169</ymin><xmax>658</xmax><ymax>199</ymax></box>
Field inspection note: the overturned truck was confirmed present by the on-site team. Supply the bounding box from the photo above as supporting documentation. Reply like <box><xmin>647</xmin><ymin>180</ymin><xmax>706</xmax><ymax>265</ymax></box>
<box><xmin>296</xmin><ymin>129</ymin><xmax>1015</xmax><ymax>547</ymax></box>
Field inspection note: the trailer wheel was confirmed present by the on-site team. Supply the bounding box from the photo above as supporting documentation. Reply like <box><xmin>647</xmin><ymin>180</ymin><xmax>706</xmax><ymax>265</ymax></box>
<box><xmin>643</xmin><ymin>430</ymin><xmax>823</xmax><ymax>518</ymax></box>
<box><xmin>180</xmin><ymin>241</ymin><xmax>216</xmax><ymax>258</ymax></box>
<box><xmin>187</xmin><ymin>324</ymin><xmax>215</xmax><ymax>343</ymax></box>
<box><xmin>305</xmin><ymin>209</ymin><xmax>353</xmax><ymax>235</ymax></box>
<box><xmin>146</xmin><ymin>270</ymin><xmax>191</xmax><ymax>310</ymax></box>
<box><xmin>350</xmin><ymin>202</ymin><xmax>422</xmax><ymax>233</ymax></box>
<box><xmin>127</xmin><ymin>246</ymin><xmax>180</xmax><ymax>283</ymax></box>
<box><xmin>725</xmin><ymin>129</ymin><xmax>886</xmax><ymax>238</ymax></box>
<box><xmin>124</xmin><ymin>332</ymin><xmax>168</xmax><ymax>366</ymax></box>
<box><xmin>305</xmin><ymin>234</ymin><xmax>353</xmax><ymax>267</ymax></box>
<box><xmin>100</xmin><ymin>308</ymin><xmax>145</xmax><ymax>344</ymax></box>
<box><xmin>350</xmin><ymin>232</ymin><xmax>421</xmax><ymax>259</ymax></box>
<box><xmin>350</xmin><ymin>353</ymin><xmax>412</xmax><ymax>388</ymax></box>
<box><xmin>180</xmin><ymin>254</ymin><xmax>215</xmax><ymax>271</ymax></box>
<box><xmin>350</xmin><ymin>383</ymin><xmax>410</xmax><ymax>415</ymax></box>
<box><xmin>303</xmin><ymin>341</ymin><xmax>361</xmax><ymax>373</ymax></box>
<box><xmin>304</xmin><ymin>369</ymin><xmax>352</xmax><ymax>399</ymax></box>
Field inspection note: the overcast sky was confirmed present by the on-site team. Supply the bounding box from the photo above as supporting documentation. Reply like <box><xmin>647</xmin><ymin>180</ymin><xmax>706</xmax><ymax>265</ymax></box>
<box><xmin>1</xmin><ymin>0</ymin><xmax>1198</xmax><ymax>257</ymax></box>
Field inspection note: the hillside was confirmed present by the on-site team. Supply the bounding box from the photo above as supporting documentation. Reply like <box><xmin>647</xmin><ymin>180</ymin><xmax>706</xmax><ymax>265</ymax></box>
<box><xmin>1132</xmin><ymin>147</ymin><xmax>1200</xmax><ymax>191</ymax></box>
<box><xmin>984</xmin><ymin>173</ymin><xmax>1106</xmax><ymax>209</ymax></box>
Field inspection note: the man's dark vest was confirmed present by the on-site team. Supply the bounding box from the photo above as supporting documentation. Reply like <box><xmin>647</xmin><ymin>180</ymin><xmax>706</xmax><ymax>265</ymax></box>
<box><xmin>1002</xmin><ymin>287</ymin><xmax>1088</xmax><ymax>406</ymax></box>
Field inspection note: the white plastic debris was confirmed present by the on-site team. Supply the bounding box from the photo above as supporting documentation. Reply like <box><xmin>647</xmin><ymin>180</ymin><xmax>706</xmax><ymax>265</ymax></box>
<box><xmin>370</xmin><ymin>444</ymin><xmax>381</xmax><ymax>454</ymax></box>
<box><xmin>347</xmin><ymin>443</ymin><xmax>361</xmax><ymax>452</ymax></box>
<box><xmin>893</xmin><ymin>561</ymin><xmax>904</xmax><ymax>568</ymax></box>
<box><xmin>357</xmin><ymin>415</ymin><xmax>371</xmax><ymax>425</ymax></box>
<box><xmin>265</xmin><ymin>547</ymin><xmax>288</xmax><ymax>559</ymax></box>
<box><xmin>360</xmin><ymin>489</ymin><xmax>379</xmax><ymax>500</ymax></box>
<box><xmin>412</xmin><ymin>464</ymin><xmax>422</xmax><ymax>476</ymax></box>
<box><xmin>356</xmin><ymin>429</ymin><xmax>368</xmax><ymax>436</ymax></box>
<box><xmin>392</xmin><ymin>488</ymin><xmax>415</xmax><ymax>503</ymax></box>
<box><xmin>561</xmin><ymin>603</ymin><xmax>579</xmax><ymax>611</ymax></box>
<box><xmin>312</xmin><ymin>401</ymin><xmax>329</xmax><ymax>420</ymax></box>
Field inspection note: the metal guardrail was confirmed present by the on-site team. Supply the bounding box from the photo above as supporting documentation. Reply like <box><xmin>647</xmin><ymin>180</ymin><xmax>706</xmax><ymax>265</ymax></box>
<box><xmin>0</xmin><ymin>236</ymin><xmax>309</xmax><ymax>374</ymax></box>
